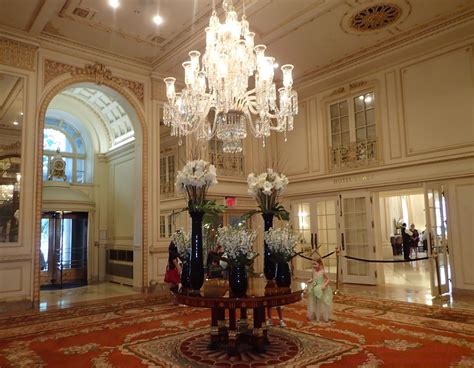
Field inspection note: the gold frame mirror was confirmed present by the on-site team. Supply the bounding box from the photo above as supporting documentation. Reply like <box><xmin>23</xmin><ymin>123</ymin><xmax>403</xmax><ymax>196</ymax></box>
<box><xmin>0</xmin><ymin>72</ymin><xmax>23</xmax><ymax>243</ymax></box>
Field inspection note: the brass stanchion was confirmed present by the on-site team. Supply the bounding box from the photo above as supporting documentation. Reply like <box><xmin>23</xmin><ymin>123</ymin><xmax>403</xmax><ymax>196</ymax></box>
<box><xmin>333</xmin><ymin>246</ymin><xmax>342</xmax><ymax>295</ymax></box>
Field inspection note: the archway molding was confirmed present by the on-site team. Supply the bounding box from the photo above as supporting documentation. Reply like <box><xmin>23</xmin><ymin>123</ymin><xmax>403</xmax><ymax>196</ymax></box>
<box><xmin>34</xmin><ymin>73</ymin><xmax>149</xmax><ymax>303</ymax></box>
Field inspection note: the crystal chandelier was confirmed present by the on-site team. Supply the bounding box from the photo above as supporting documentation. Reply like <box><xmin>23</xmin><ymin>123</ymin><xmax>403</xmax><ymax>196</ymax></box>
<box><xmin>163</xmin><ymin>0</ymin><xmax>298</xmax><ymax>153</ymax></box>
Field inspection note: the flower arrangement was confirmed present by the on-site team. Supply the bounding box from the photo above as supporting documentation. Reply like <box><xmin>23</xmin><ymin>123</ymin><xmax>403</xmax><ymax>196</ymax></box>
<box><xmin>246</xmin><ymin>168</ymin><xmax>289</xmax><ymax>220</ymax></box>
<box><xmin>172</xmin><ymin>230</ymin><xmax>191</xmax><ymax>261</ymax></box>
<box><xmin>175</xmin><ymin>160</ymin><xmax>218</xmax><ymax>211</ymax></box>
<box><xmin>264</xmin><ymin>226</ymin><xmax>298</xmax><ymax>262</ymax></box>
<box><xmin>217</xmin><ymin>226</ymin><xmax>258</xmax><ymax>267</ymax></box>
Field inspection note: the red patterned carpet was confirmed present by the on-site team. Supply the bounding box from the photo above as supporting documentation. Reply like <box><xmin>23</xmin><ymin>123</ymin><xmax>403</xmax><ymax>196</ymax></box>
<box><xmin>0</xmin><ymin>294</ymin><xmax>473</xmax><ymax>367</ymax></box>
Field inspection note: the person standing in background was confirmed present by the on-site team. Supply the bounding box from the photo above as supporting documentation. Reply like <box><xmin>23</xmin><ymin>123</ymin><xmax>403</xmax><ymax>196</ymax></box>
<box><xmin>401</xmin><ymin>223</ymin><xmax>413</xmax><ymax>261</ymax></box>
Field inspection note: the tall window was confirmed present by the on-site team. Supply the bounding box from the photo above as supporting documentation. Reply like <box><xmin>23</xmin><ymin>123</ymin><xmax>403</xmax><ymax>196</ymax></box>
<box><xmin>42</xmin><ymin>119</ymin><xmax>87</xmax><ymax>183</ymax></box>
<box><xmin>329</xmin><ymin>91</ymin><xmax>377</xmax><ymax>170</ymax></box>
<box><xmin>160</xmin><ymin>154</ymin><xmax>175</xmax><ymax>197</ymax></box>
<box><xmin>159</xmin><ymin>213</ymin><xmax>175</xmax><ymax>238</ymax></box>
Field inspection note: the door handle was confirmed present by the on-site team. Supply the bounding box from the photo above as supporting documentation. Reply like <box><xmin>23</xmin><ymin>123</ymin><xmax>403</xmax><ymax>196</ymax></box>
<box><xmin>311</xmin><ymin>233</ymin><xmax>314</xmax><ymax>249</ymax></box>
<box><xmin>341</xmin><ymin>233</ymin><xmax>345</xmax><ymax>251</ymax></box>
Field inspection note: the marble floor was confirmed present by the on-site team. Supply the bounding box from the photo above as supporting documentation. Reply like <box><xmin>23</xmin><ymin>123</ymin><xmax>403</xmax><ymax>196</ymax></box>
<box><xmin>39</xmin><ymin>282</ymin><xmax>141</xmax><ymax>311</ymax></box>
<box><xmin>33</xmin><ymin>272</ymin><xmax>474</xmax><ymax>313</ymax></box>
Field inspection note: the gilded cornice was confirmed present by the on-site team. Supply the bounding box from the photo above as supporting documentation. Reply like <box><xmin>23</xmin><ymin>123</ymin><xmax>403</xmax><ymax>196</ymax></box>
<box><xmin>0</xmin><ymin>37</ymin><xmax>37</xmax><ymax>71</ymax></box>
<box><xmin>44</xmin><ymin>60</ymin><xmax>145</xmax><ymax>104</ymax></box>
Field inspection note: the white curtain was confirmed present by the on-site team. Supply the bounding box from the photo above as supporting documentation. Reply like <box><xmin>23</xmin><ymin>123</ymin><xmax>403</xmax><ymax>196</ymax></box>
<box><xmin>405</xmin><ymin>194</ymin><xmax>425</xmax><ymax>232</ymax></box>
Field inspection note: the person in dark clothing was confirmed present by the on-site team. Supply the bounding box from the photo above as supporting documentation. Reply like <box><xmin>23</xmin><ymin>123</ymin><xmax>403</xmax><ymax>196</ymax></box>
<box><xmin>166</xmin><ymin>241</ymin><xmax>181</xmax><ymax>304</ymax></box>
<box><xmin>401</xmin><ymin>223</ymin><xmax>412</xmax><ymax>260</ymax></box>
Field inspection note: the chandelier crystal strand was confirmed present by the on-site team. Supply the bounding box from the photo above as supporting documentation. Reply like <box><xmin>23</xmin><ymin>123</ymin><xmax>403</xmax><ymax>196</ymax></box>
<box><xmin>163</xmin><ymin>0</ymin><xmax>298</xmax><ymax>153</ymax></box>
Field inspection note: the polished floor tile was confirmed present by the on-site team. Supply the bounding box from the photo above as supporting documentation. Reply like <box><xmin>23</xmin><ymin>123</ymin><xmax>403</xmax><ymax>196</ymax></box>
<box><xmin>39</xmin><ymin>282</ymin><xmax>140</xmax><ymax>311</ymax></box>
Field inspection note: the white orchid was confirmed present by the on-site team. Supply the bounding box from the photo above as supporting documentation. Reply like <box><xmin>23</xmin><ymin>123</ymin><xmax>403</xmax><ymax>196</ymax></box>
<box><xmin>172</xmin><ymin>229</ymin><xmax>191</xmax><ymax>261</ymax></box>
<box><xmin>246</xmin><ymin>168</ymin><xmax>289</xmax><ymax>216</ymax></box>
<box><xmin>264</xmin><ymin>226</ymin><xmax>297</xmax><ymax>262</ymax></box>
<box><xmin>217</xmin><ymin>226</ymin><xmax>257</xmax><ymax>266</ymax></box>
<box><xmin>175</xmin><ymin>160</ymin><xmax>218</xmax><ymax>208</ymax></box>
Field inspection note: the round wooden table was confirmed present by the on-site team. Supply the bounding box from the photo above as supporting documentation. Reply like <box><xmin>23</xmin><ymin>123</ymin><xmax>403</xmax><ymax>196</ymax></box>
<box><xmin>175</xmin><ymin>277</ymin><xmax>304</xmax><ymax>356</ymax></box>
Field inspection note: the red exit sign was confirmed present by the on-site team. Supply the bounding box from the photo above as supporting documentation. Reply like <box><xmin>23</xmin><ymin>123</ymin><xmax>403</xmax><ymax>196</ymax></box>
<box><xmin>225</xmin><ymin>196</ymin><xmax>236</xmax><ymax>208</ymax></box>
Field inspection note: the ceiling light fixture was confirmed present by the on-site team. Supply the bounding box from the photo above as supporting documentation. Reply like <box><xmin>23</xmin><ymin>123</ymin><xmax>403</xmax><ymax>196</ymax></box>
<box><xmin>108</xmin><ymin>0</ymin><xmax>120</xmax><ymax>9</ymax></box>
<box><xmin>20</xmin><ymin>112</ymin><xmax>23</xmax><ymax>116</ymax></box>
<box><xmin>153</xmin><ymin>14</ymin><xmax>163</xmax><ymax>25</ymax></box>
<box><xmin>163</xmin><ymin>0</ymin><xmax>298</xmax><ymax>153</ymax></box>
<box><xmin>12</xmin><ymin>121</ymin><xmax>19</xmax><ymax>126</ymax></box>
<box><xmin>273</xmin><ymin>63</ymin><xmax>279</xmax><ymax>69</ymax></box>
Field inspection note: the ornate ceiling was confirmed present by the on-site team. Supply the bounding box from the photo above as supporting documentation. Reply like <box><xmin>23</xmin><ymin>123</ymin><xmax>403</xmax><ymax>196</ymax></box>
<box><xmin>0</xmin><ymin>0</ymin><xmax>473</xmax><ymax>82</ymax></box>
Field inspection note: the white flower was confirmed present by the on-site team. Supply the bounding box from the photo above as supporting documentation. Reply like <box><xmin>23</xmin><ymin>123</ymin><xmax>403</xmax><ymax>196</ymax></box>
<box><xmin>172</xmin><ymin>229</ymin><xmax>191</xmax><ymax>260</ymax></box>
<box><xmin>217</xmin><ymin>226</ymin><xmax>257</xmax><ymax>266</ymax></box>
<box><xmin>264</xmin><ymin>226</ymin><xmax>297</xmax><ymax>261</ymax></box>
<box><xmin>246</xmin><ymin>169</ymin><xmax>289</xmax><ymax>211</ymax></box>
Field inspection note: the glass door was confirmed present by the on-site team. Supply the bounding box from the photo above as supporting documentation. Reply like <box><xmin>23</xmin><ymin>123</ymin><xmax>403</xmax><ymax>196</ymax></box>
<box><xmin>339</xmin><ymin>192</ymin><xmax>376</xmax><ymax>284</ymax></box>
<box><xmin>292</xmin><ymin>202</ymin><xmax>313</xmax><ymax>278</ymax></box>
<box><xmin>424</xmin><ymin>183</ymin><xmax>450</xmax><ymax>296</ymax></box>
<box><xmin>291</xmin><ymin>198</ymin><xmax>338</xmax><ymax>279</ymax></box>
<box><xmin>40</xmin><ymin>212</ymin><xmax>88</xmax><ymax>288</ymax></box>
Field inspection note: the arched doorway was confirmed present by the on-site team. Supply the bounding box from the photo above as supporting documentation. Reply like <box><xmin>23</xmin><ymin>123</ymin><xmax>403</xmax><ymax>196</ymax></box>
<box><xmin>34</xmin><ymin>77</ymin><xmax>148</xmax><ymax>305</ymax></box>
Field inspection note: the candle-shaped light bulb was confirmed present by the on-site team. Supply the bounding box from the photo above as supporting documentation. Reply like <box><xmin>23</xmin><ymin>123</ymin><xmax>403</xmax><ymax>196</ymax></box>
<box><xmin>182</xmin><ymin>61</ymin><xmax>194</xmax><ymax>86</ymax></box>
<box><xmin>245</xmin><ymin>32</ymin><xmax>255</xmax><ymax>49</ymax></box>
<box><xmin>164</xmin><ymin>77</ymin><xmax>176</xmax><ymax>100</ymax></box>
<box><xmin>260</xmin><ymin>57</ymin><xmax>274</xmax><ymax>83</ymax></box>
<box><xmin>189</xmin><ymin>51</ymin><xmax>201</xmax><ymax>71</ymax></box>
<box><xmin>281</xmin><ymin>64</ymin><xmax>294</xmax><ymax>88</ymax></box>
<box><xmin>197</xmin><ymin>72</ymin><xmax>206</xmax><ymax>93</ymax></box>
<box><xmin>254</xmin><ymin>44</ymin><xmax>266</xmax><ymax>66</ymax></box>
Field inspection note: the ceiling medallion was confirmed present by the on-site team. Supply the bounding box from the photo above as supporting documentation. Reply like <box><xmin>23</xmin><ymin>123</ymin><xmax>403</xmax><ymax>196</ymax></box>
<box><xmin>162</xmin><ymin>0</ymin><xmax>298</xmax><ymax>153</ymax></box>
<box><xmin>351</xmin><ymin>4</ymin><xmax>402</xmax><ymax>31</ymax></box>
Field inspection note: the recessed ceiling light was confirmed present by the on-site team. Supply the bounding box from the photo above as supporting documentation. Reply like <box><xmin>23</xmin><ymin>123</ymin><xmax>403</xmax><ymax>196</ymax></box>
<box><xmin>13</xmin><ymin>121</ymin><xmax>19</xmax><ymax>126</ymax></box>
<box><xmin>153</xmin><ymin>14</ymin><xmax>163</xmax><ymax>25</ymax></box>
<box><xmin>108</xmin><ymin>0</ymin><xmax>120</xmax><ymax>9</ymax></box>
<box><xmin>20</xmin><ymin>112</ymin><xmax>23</xmax><ymax>116</ymax></box>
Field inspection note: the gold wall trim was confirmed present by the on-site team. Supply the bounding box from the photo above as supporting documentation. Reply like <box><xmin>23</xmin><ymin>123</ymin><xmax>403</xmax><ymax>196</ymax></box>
<box><xmin>0</xmin><ymin>37</ymin><xmax>37</xmax><ymax>71</ymax></box>
<box><xmin>33</xmin><ymin>75</ymin><xmax>149</xmax><ymax>304</ymax></box>
<box><xmin>43</xmin><ymin>60</ymin><xmax>145</xmax><ymax>104</ymax></box>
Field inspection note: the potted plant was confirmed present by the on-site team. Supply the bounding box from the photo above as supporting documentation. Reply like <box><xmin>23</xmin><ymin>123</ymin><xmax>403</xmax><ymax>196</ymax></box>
<box><xmin>246</xmin><ymin>169</ymin><xmax>289</xmax><ymax>280</ymax></box>
<box><xmin>175</xmin><ymin>160</ymin><xmax>219</xmax><ymax>290</ymax></box>
<box><xmin>172</xmin><ymin>230</ymin><xmax>191</xmax><ymax>289</ymax></box>
<box><xmin>217</xmin><ymin>225</ymin><xmax>258</xmax><ymax>297</ymax></box>
<box><xmin>264</xmin><ymin>226</ymin><xmax>297</xmax><ymax>287</ymax></box>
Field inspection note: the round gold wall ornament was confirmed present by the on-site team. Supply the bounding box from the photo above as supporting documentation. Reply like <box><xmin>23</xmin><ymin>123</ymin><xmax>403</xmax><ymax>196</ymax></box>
<box><xmin>350</xmin><ymin>4</ymin><xmax>402</xmax><ymax>31</ymax></box>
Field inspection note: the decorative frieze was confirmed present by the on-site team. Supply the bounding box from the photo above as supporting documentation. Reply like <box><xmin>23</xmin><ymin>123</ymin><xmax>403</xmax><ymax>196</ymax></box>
<box><xmin>43</xmin><ymin>60</ymin><xmax>145</xmax><ymax>104</ymax></box>
<box><xmin>0</xmin><ymin>37</ymin><xmax>37</xmax><ymax>71</ymax></box>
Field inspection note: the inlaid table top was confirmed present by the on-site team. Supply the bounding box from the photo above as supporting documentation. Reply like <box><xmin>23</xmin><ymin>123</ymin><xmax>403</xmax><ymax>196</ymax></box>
<box><xmin>175</xmin><ymin>277</ymin><xmax>305</xmax><ymax>309</ymax></box>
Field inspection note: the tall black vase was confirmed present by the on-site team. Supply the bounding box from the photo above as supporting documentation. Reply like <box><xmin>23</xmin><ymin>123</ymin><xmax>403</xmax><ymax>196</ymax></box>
<box><xmin>181</xmin><ymin>261</ymin><xmax>191</xmax><ymax>289</ymax></box>
<box><xmin>275</xmin><ymin>261</ymin><xmax>291</xmax><ymax>287</ymax></box>
<box><xmin>229</xmin><ymin>265</ymin><xmax>248</xmax><ymax>297</ymax></box>
<box><xmin>263</xmin><ymin>213</ymin><xmax>276</xmax><ymax>280</ymax></box>
<box><xmin>189</xmin><ymin>211</ymin><xmax>205</xmax><ymax>291</ymax></box>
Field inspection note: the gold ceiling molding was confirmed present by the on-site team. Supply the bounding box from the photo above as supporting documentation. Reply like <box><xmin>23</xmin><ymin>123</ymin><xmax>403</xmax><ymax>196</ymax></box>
<box><xmin>43</xmin><ymin>60</ymin><xmax>145</xmax><ymax>104</ymax></box>
<box><xmin>0</xmin><ymin>37</ymin><xmax>37</xmax><ymax>71</ymax></box>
